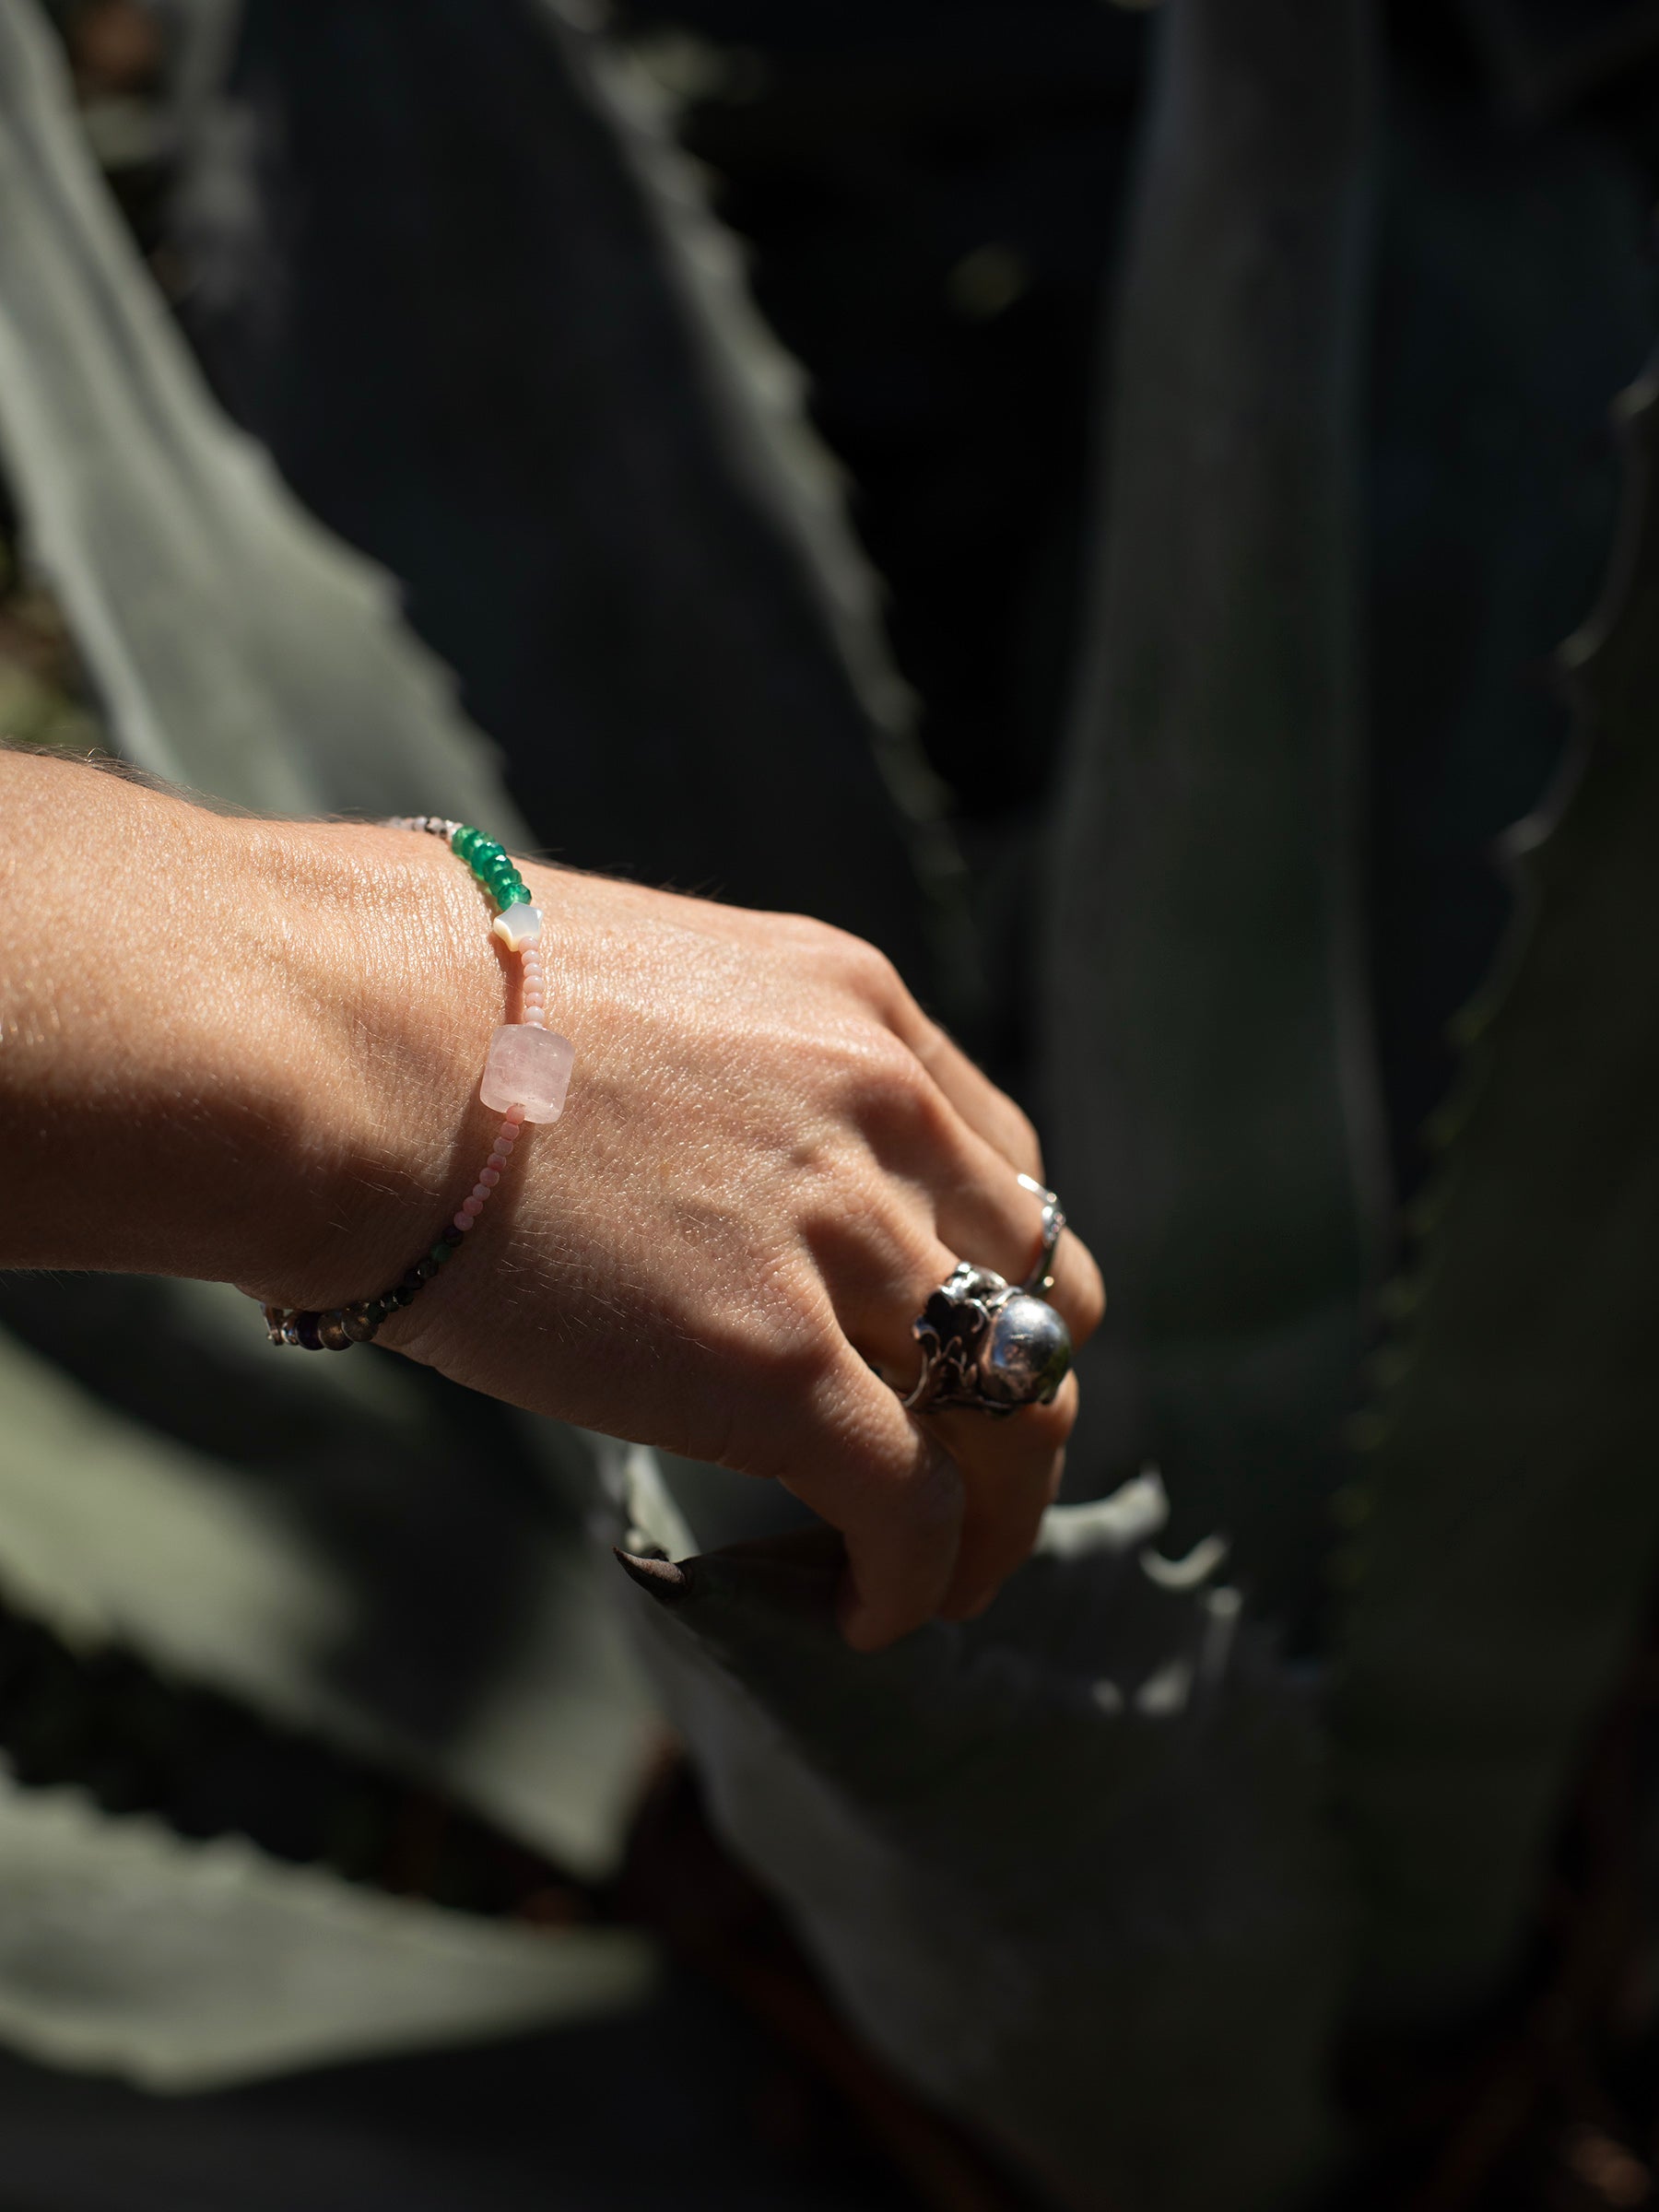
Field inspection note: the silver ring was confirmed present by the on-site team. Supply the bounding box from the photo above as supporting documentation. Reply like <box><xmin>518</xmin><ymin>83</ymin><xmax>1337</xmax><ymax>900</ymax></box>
<box><xmin>1016</xmin><ymin>1172</ymin><xmax>1066</xmax><ymax>1295</ymax></box>
<box><xmin>900</xmin><ymin>1182</ymin><xmax>1073</xmax><ymax>1417</ymax></box>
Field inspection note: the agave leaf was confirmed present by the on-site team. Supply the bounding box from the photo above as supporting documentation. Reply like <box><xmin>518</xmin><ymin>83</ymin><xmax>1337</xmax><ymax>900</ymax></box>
<box><xmin>169</xmin><ymin>0</ymin><xmax>967</xmax><ymax>1008</ymax></box>
<box><xmin>0</xmin><ymin>0</ymin><xmax>660</xmax><ymax>1892</ymax></box>
<box><xmin>617</xmin><ymin>1462</ymin><xmax>1347</xmax><ymax>2212</ymax></box>
<box><xmin>0</xmin><ymin>1315</ymin><xmax>657</xmax><ymax>1882</ymax></box>
<box><xmin>0</xmin><ymin>0</ymin><xmax>523</xmax><ymax>829</ymax></box>
<box><xmin>1040</xmin><ymin>0</ymin><xmax>1387</xmax><ymax>1631</ymax></box>
<box><xmin>0</xmin><ymin>1769</ymin><xmax>653</xmax><ymax>2092</ymax></box>
<box><xmin>1334</xmin><ymin>359</ymin><xmax>1659</xmax><ymax>2021</ymax></box>
<box><xmin>1363</xmin><ymin>70</ymin><xmax>1656</xmax><ymax>1203</ymax></box>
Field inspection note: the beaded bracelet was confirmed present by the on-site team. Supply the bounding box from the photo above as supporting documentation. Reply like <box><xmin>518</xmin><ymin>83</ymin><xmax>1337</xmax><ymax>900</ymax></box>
<box><xmin>262</xmin><ymin>818</ymin><xmax>573</xmax><ymax>1352</ymax></box>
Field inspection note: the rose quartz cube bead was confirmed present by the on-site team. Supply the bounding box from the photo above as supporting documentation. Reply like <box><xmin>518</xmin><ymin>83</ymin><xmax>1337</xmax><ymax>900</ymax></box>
<box><xmin>479</xmin><ymin>1023</ymin><xmax>574</xmax><ymax>1124</ymax></box>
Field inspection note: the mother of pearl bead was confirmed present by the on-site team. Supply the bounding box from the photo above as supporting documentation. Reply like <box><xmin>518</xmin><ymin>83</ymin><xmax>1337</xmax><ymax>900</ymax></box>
<box><xmin>490</xmin><ymin>903</ymin><xmax>543</xmax><ymax>951</ymax></box>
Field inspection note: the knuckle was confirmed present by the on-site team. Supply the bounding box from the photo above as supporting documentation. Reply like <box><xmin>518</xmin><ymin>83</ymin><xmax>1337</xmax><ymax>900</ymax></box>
<box><xmin>1006</xmin><ymin>1103</ymin><xmax>1044</xmax><ymax>1176</ymax></box>
<box><xmin>836</xmin><ymin>1030</ymin><xmax>937</xmax><ymax>1130</ymax></box>
<box><xmin>688</xmin><ymin>1300</ymin><xmax>842</xmax><ymax>1479</ymax></box>
<box><xmin>699</xmin><ymin>1272</ymin><xmax>841</xmax><ymax>1399</ymax></box>
<box><xmin>751</xmin><ymin>1300</ymin><xmax>841</xmax><ymax>1399</ymax></box>
<box><xmin>818</xmin><ymin>925</ymin><xmax>908</xmax><ymax>1013</ymax></box>
<box><xmin>763</xmin><ymin>910</ymin><xmax>846</xmax><ymax>958</ymax></box>
<box><xmin>854</xmin><ymin>945</ymin><xmax>906</xmax><ymax>1013</ymax></box>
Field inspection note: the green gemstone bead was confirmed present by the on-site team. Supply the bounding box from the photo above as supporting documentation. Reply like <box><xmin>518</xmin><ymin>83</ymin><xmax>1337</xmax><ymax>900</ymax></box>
<box><xmin>453</xmin><ymin>826</ymin><xmax>477</xmax><ymax>854</ymax></box>
<box><xmin>501</xmin><ymin>882</ymin><xmax>531</xmax><ymax>906</ymax></box>
<box><xmin>429</xmin><ymin>1241</ymin><xmax>453</xmax><ymax>1265</ymax></box>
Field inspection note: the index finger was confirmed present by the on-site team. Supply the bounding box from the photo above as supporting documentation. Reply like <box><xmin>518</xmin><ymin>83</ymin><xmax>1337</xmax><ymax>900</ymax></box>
<box><xmin>778</xmin><ymin>1346</ymin><xmax>966</xmax><ymax>1652</ymax></box>
<box><xmin>899</xmin><ymin>1009</ymin><xmax>1045</xmax><ymax>1182</ymax></box>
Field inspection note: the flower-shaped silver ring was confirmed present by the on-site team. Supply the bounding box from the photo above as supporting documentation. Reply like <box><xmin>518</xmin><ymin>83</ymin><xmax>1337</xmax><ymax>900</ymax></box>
<box><xmin>900</xmin><ymin>1180</ymin><xmax>1073</xmax><ymax>1418</ymax></box>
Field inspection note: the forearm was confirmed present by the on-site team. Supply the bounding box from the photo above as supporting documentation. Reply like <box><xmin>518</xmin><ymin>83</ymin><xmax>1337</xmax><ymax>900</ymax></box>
<box><xmin>0</xmin><ymin>749</ymin><xmax>493</xmax><ymax>1295</ymax></box>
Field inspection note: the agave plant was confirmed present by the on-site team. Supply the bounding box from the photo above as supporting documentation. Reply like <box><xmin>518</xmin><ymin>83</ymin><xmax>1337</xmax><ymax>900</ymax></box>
<box><xmin>607</xmin><ymin>1</ymin><xmax>1659</xmax><ymax>2205</ymax></box>
<box><xmin>1</xmin><ymin>0</ymin><xmax>1657</xmax><ymax>2205</ymax></box>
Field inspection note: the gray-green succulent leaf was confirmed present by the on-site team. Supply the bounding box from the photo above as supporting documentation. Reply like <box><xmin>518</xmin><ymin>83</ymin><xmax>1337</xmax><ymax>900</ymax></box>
<box><xmin>616</xmin><ymin>1470</ymin><xmax>1348</xmax><ymax>2212</ymax></box>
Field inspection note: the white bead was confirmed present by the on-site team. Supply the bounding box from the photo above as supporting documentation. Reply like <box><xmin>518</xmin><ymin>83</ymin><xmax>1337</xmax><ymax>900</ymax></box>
<box><xmin>490</xmin><ymin>903</ymin><xmax>543</xmax><ymax>952</ymax></box>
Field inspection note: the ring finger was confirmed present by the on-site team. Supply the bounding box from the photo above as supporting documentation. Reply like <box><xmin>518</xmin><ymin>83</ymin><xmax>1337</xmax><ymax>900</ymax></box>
<box><xmin>929</xmin><ymin>1138</ymin><xmax>1106</xmax><ymax>1353</ymax></box>
<box><xmin>832</xmin><ymin>1228</ymin><xmax>1078</xmax><ymax>1629</ymax></box>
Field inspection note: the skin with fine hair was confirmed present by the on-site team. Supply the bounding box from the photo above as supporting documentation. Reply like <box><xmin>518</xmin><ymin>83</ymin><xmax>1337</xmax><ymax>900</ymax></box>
<box><xmin>0</xmin><ymin>751</ymin><xmax>1103</xmax><ymax>1647</ymax></box>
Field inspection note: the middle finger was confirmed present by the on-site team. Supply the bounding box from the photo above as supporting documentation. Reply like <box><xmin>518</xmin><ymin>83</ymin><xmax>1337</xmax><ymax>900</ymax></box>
<box><xmin>827</xmin><ymin>1211</ymin><xmax>1079</xmax><ymax>1628</ymax></box>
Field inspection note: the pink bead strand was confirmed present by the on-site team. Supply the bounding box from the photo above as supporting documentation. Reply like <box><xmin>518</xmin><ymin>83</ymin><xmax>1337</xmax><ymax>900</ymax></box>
<box><xmin>451</xmin><ymin>1113</ymin><xmax>529</xmax><ymax>1232</ymax></box>
<box><xmin>520</xmin><ymin>945</ymin><xmax>546</xmax><ymax>1028</ymax></box>
<box><xmin>460</xmin><ymin>930</ymin><xmax>538</xmax><ymax>1226</ymax></box>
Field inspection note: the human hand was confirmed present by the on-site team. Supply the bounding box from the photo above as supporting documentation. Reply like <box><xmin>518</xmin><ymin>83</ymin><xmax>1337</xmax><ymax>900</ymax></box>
<box><xmin>282</xmin><ymin>841</ymin><xmax>1106</xmax><ymax>1650</ymax></box>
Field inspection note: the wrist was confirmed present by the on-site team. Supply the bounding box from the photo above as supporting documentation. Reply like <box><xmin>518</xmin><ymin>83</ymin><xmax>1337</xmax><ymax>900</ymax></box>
<box><xmin>231</xmin><ymin>816</ymin><xmax>511</xmax><ymax>1310</ymax></box>
<box><xmin>0</xmin><ymin>753</ymin><xmax>521</xmax><ymax>1300</ymax></box>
